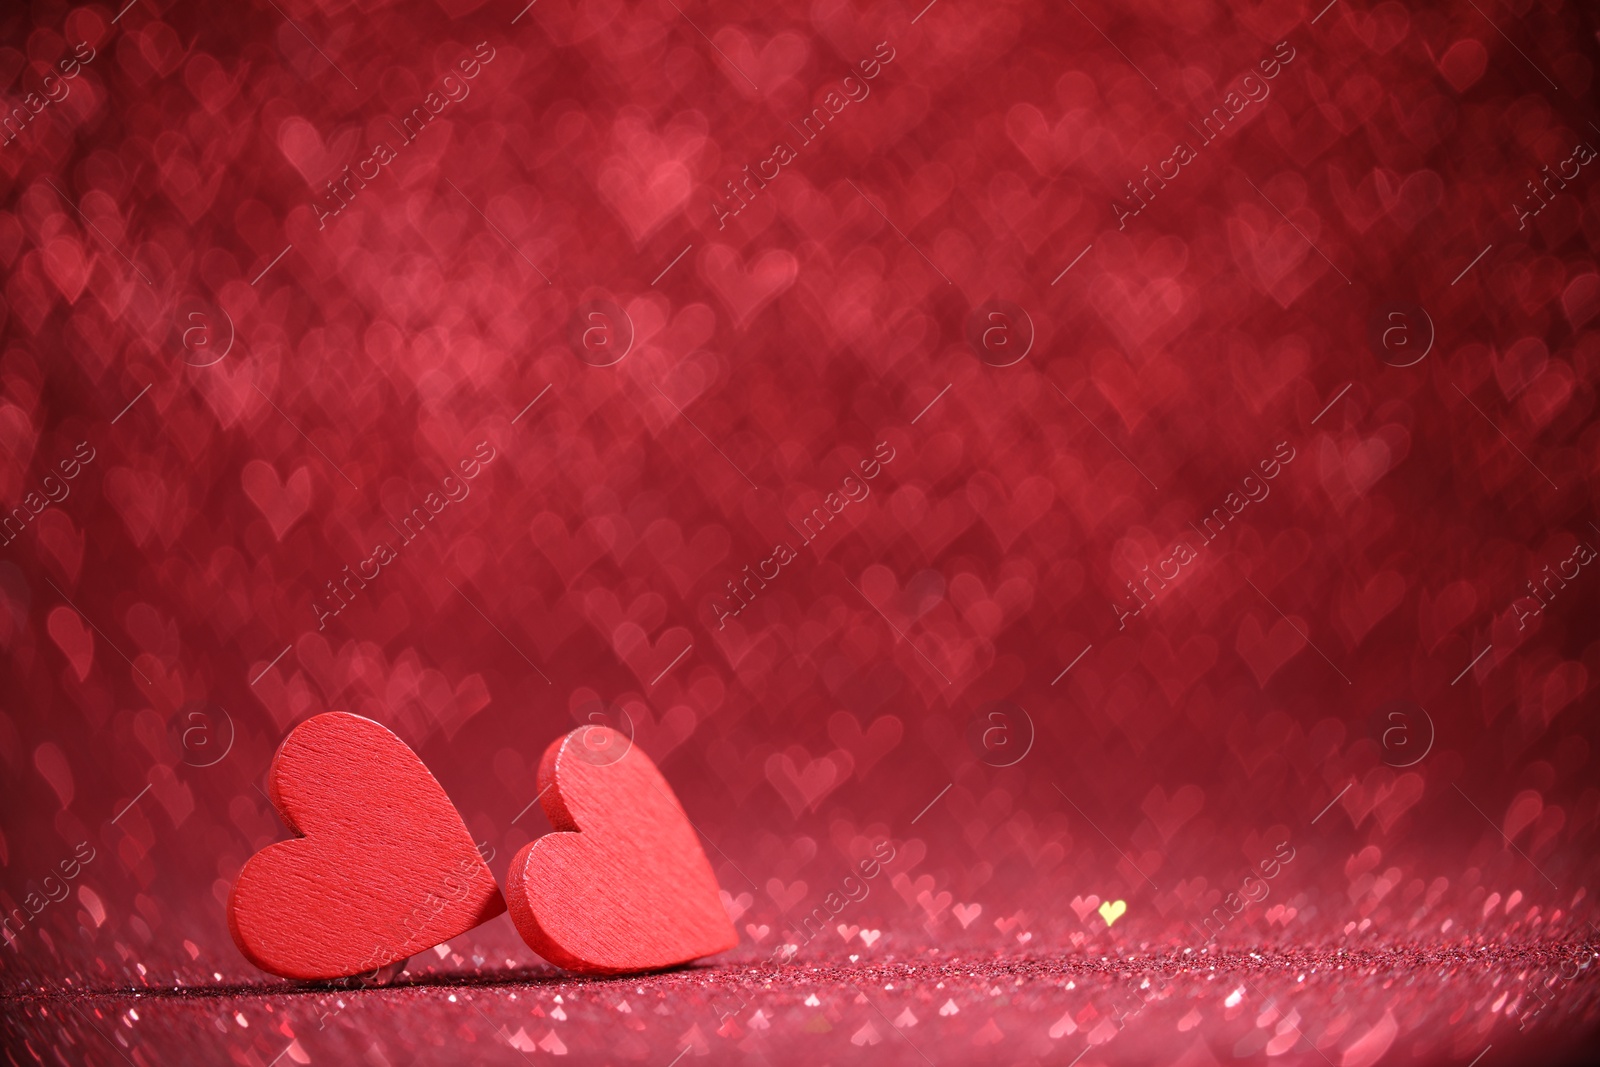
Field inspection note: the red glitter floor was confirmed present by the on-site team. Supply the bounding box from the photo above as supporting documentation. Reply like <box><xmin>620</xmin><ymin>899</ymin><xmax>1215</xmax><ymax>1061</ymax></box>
<box><xmin>6</xmin><ymin>939</ymin><xmax>1600</xmax><ymax>1065</ymax></box>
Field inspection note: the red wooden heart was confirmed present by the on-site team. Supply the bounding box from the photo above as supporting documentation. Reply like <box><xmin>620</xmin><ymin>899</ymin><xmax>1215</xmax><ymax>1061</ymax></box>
<box><xmin>228</xmin><ymin>712</ymin><xmax>505</xmax><ymax>980</ymax></box>
<box><xmin>505</xmin><ymin>726</ymin><xmax>737</xmax><ymax>974</ymax></box>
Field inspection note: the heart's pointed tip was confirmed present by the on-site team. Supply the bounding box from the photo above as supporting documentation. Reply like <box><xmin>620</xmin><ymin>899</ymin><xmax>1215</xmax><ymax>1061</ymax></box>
<box><xmin>709</xmin><ymin>929</ymin><xmax>739</xmax><ymax>959</ymax></box>
<box><xmin>709</xmin><ymin>907</ymin><xmax>739</xmax><ymax>951</ymax></box>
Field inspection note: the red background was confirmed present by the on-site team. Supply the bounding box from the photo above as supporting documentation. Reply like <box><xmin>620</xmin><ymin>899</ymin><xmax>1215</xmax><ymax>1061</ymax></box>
<box><xmin>2</xmin><ymin>0</ymin><xmax>1599</xmax><ymax>1063</ymax></box>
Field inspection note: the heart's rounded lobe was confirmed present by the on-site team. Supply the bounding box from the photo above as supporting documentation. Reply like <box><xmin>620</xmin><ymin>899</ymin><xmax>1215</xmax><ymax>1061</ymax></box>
<box><xmin>228</xmin><ymin>712</ymin><xmax>505</xmax><ymax>980</ymax></box>
<box><xmin>506</xmin><ymin>726</ymin><xmax>737</xmax><ymax>974</ymax></box>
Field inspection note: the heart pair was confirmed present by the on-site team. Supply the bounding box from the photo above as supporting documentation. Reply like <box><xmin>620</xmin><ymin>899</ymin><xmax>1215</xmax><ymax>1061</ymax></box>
<box><xmin>227</xmin><ymin>712</ymin><xmax>737</xmax><ymax>980</ymax></box>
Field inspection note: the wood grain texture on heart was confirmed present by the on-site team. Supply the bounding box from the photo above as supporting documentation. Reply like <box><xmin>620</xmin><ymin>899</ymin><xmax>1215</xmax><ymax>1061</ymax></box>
<box><xmin>228</xmin><ymin>712</ymin><xmax>504</xmax><ymax>980</ymax></box>
<box><xmin>505</xmin><ymin>726</ymin><xmax>737</xmax><ymax>974</ymax></box>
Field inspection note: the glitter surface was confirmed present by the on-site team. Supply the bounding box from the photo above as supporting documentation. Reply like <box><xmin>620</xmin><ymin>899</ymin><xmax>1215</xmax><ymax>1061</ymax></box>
<box><xmin>6</xmin><ymin>939</ymin><xmax>1600</xmax><ymax>1064</ymax></box>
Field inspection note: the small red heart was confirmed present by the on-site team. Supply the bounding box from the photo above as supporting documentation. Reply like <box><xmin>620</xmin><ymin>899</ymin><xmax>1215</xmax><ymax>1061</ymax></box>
<box><xmin>46</xmin><ymin>606</ymin><xmax>95</xmax><ymax>682</ymax></box>
<box><xmin>505</xmin><ymin>726</ymin><xmax>736</xmax><ymax>974</ymax></box>
<box><xmin>228</xmin><ymin>712</ymin><xmax>504</xmax><ymax>980</ymax></box>
<box><xmin>240</xmin><ymin>459</ymin><xmax>313</xmax><ymax>541</ymax></box>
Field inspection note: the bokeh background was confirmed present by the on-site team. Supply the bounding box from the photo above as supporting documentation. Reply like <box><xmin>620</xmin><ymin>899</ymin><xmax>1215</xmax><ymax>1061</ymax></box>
<box><xmin>2</xmin><ymin>0</ymin><xmax>1599</xmax><ymax>1063</ymax></box>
